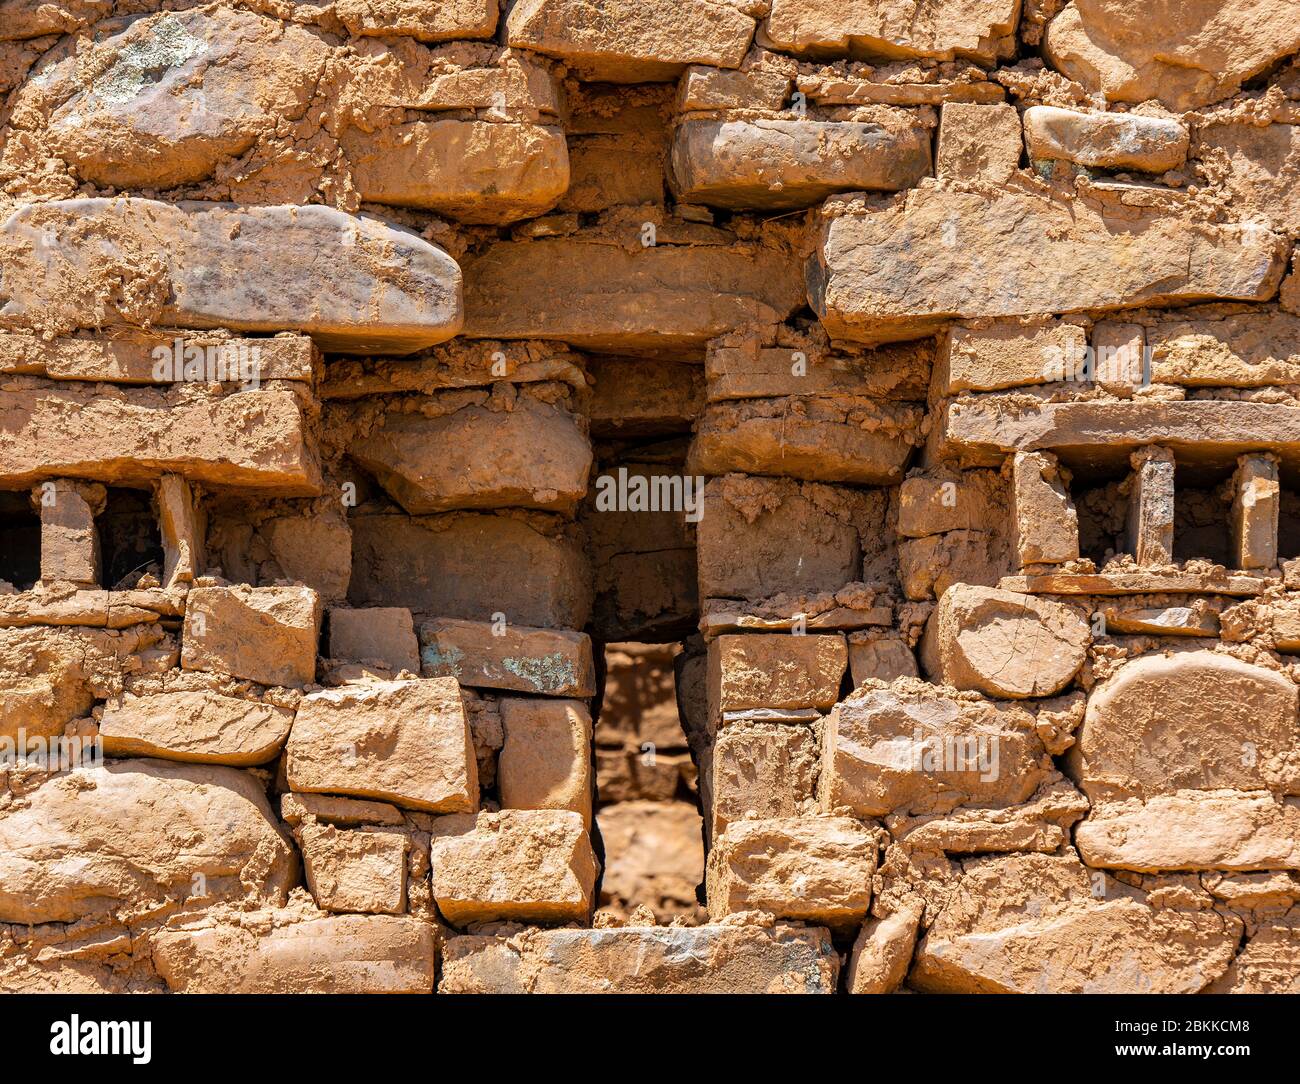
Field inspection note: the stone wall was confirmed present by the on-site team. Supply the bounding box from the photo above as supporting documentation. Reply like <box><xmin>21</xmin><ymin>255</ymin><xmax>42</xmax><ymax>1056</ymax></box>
<box><xmin>1</xmin><ymin>0</ymin><xmax>1299</xmax><ymax>994</ymax></box>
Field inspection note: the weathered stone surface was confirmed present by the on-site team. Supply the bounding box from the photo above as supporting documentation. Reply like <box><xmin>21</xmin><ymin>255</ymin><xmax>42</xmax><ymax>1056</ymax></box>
<box><xmin>333</xmin><ymin>0</ymin><xmax>498</xmax><ymax>40</ymax></box>
<box><xmin>1232</xmin><ymin>453</ymin><xmax>1279</xmax><ymax>570</ymax></box>
<box><xmin>1002</xmin><ymin>569</ymin><xmax>1271</xmax><ymax>596</ymax></box>
<box><xmin>0</xmin><ymin>624</ymin><xmax>170</xmax><ymax>742</ymax></box>
<box><xmin>1045</xmin><ymin>0</ymin><xmax>1300</xmax><ymax>109</ymax></box>
<box><xmin>921</xmin><ymin>585</ymin><xmax>1090</xmax><ymax>698</ymax></box>
<box><xmin>1208</xmin><ymin>916</ymin><xmax>1300</xmax><ymax>993</ymax></box>
<box><xmin>912</xmin><ymin>853</ymin><xmax>1242</xmax><ymax>993</ymax></box>
<box><xmin>846</xmin><ymin>898</ymin><xmax>923</xmax><ymax>994</ymax></box>
<box><xmin>762</xmin><ymin>0</ymin><xmax>1019</xmax><ymax>64</ymax></box>
<box><xmin>298</xmin><ymin>823</ymin><xmax>409</xmax><ymax>914</ymax></box>
<box><xmin>156</xmin><ymin>474</ymin><xmax>202</xmax><ymax>589</ymax></box>
<box><xmin>154</xmin><ymin>913</ymin><xmax>435</xmax><ymax>993</ymax></box>
<box><xmin>704</xmin><ymin>333</ymin><xmax>933</xmax><ymax>403</ymax></box>
<box><xmin>0</xmin><ymin>383</ymin><xmax>319</xmax><ymax>494</ymax></box>
<box><xmin>1146</xmin><ymin>310</ymin><xmax>1300</xmax><ymax>388</ymax></box>
<box><xmin>893</xmin><ymin>780</ymin><xmax>1089</xmax><ymax>854</ymax></box>
<box><xmin>349</xmin><ymin>398</ymin><xmax>591</xmax><ymax>515</ymax></box>
<box><xmin>935</xmin><ymin>102</ymin><xmax>1022</xmax><ymax>183</ymax></box>
<box><xmin>281</xmin><ymin>791</ymin><xmax>404</xmax><ymax>828</ymax></box>
<box><xmin>1126</xmin><ymin>444</ymin><xmax>1175</xmax><ymax>566</ymax></box>
<box><xmin>0</xmin><ymin>0</ymin><xmax>111</xmax><ymax>40</ymax></box>
<box><xmin>350</xmin><ymin>511</ymin><xmax>591</xmax><ymax>629</ymax></box>
<box><xmin>677</xmin><ymin>59</ymin><xmax>795</xmax><ymax>112</ymax></box>
<box><xmin>1073</xmin><ymin>651</ymin><xmax>1298</xmax><ymax>801</ymax></box>
<box><xmin>0</xmin><ymin>199</ymin><xmax>464</xmax><ymax>354</ymax></box>
<box><xmin>420</xmin><ymin>618</ymin><xmax>595</xmax><ymax>697</ymax></box>
<box><xmin>821</xmin><ymin>680</ymin><xmax>1052</xmax><ymax>817</ymax></box>
<box><xmin>1012</xmin><ymin>452</ymin><xmax>1079</xmax><ymax>567</ymax></box>
<box><xmin>696</xmin><ymin>475</ymin><xmax>869</xmax><ymax>600</ymax></box>
<box><xmin>0</xmin><ymin>759</ymin><xmax>295</xmax><ymax>923</ymax></box>
<box><xmin>506</xmin><ymin>0</ymin><xmax>757</xmax><ymax>82</ymax></box>
<box><xmin>939</xmin><ymin>319</ymin><xmax>1088</xmax><ymax>393</ymax></box>
<box><xmin>440</xmin><ymin>923</ymin><xmax>839</xmax><ymax>993</ymax></box>
<box><xmin>688</xmin><ymin>397</ymin><xmax>923</xmax><ymax>484</ymax></box>
<box><xmin>1196</xmin><ymin>121</ymin><xmax>1300</xmax><ymax>238</ymax></box>
<box><xmin>941</xmin><ymin>397</ymin><xmax>1300</xmax><ymax>472</ymax></box>
<box><xmin>327</xmin><ymin>607</ymin><xmax>420</xmax><ymax>673</ymax></box>
<box><xmin>98</xmin><ymin>690</ymin><xmax>294</xmax><ymax>766</ymax></box>
<box><xmin>35</xmin><ymin>478</ymin><xmax>102</xmax><ymax>584</ymax></box>
<box><xmin>811</xmin><ymin>188</ymin><xmax>1287</xmax><ymax>344</ymax></box>
<box><xmin>847</xmin><ymin>635</ymin><xmax>918</xmax><ymax>686</ymax></box>
<box><xmin>1024</xmin><ymin>106</ymin><xmax>1188</xmax><ymax>173</ymax></box>
<box><xmin>1100</xmin><ymin>602</ymin><xmax>1220</xmax><ymax>636</ymax></box>
<box><xmin>463</xmin><ymin>236</ymin><xmax>802</xmax><ymax>351</ymax></box>
<box><xmin>498</xmin><ymin>697</ymin><xmax>593</xmax><ymax>825</ymax></box>
<box><xmin>344</xmin><ymin>120</ymin><xmax>570</xmax><ymax>224</ymax></box>
<box><xmin>707</xmin><ymin>816</ymin><xmax>876</xmax><ymax>925</ymax></box>
<box><xmin>708</xmin><ymin>633</ymin><xmax>847</xmax><ymax>715</ymax></box>
<box><xmin>1077</xmin><ymin>791</ymin><xmax>1300</xmax><ymax>871</ymax></box>
<box><xmin>0</xmin><ymin>329</ymin><xmax>315</xmax><ymax>384</ymax></box>
<box><xmin>429</xmin><ymin>809</ymin><xmax>597</xmax><ymax>925</ymax></box>
<box><xmin>898</xmin><ymin>528</ymin><xmax>1009</xmax><ymax>602</ymax></box>
<box><xmin>285</xmin><ymin>677</ymin><xmax>478</xmax><ymax>813</ymax></box>
<box><xmin>182</xmin><ymin>585</ymin><xmax>322</xmax><ymax>687</ymax></box>
<box><xmin>20</xmin><ymin>9</ymin><xmax>329</xmax><ymax>189</ymax></box>
<box><xmin>711</xmin><ymin>720</ymin><xmax>819</xmax><ymax>838</ymax></box>
<box><xmin>896</xmin><ymin>470</ymin><xmax>1000</xmax><ymax>537</ymax></box>
<box><xmin>670</xmin><ymin>118</ymin><xmax>931</xmax><ymax>210</ymax></box>
<box><xmin>1071</xmin><ymin>651</ymin><xmax>1300</xmax><ymax>870</ymax></box>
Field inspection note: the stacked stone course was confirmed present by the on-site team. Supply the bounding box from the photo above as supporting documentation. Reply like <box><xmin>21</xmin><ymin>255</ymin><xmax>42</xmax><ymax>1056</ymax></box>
<box><xmin>1</xmin><ymin>0</ymin><xmax>1299</xmax><ymax>995</ymax></box>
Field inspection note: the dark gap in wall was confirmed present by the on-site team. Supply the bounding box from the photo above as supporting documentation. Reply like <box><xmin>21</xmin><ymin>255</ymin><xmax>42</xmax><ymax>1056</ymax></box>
<box><xmin>98</xmin><ymin>486</ymin><xmax>164</xmax><ymax>589</ymax></box>
<box><xmin>0</xmin><ymin>491</ymin><xmax>40</xmax><ymax>591</ymax></box>
<box><xmin>1173</xmin><ymin>464</ymin><xmax>1233</xmax><ymax>566</ymax></box>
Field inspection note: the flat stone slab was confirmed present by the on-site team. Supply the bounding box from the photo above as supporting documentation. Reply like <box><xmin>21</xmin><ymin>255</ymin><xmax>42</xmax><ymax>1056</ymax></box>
<box><xmin>810</xmin><ymin>187</ymin><xmax>1287</xmax><ymax>344</ymax></box>
<box><xmin>688</xmin><ymin>398</ymin><xmax>923</xmax><ymax>485</ymax></box>
<box><xmin>1077</xmin><ymin>793</ymin><xmax>1300</xmax><ymax>871</ymax></box>
<box><xmin>154</xmin><ymin>913</ymin><xmax>436</xmax><ymax>993</ymax></box>
<box><xmin>285</xmin><ymin>677</ymin><xmax>478</xmax><ymax>813</ymax></box>
<box><xmin>999</xmin><ymin>572</ymin><xmax>1273</xmax><ymax>596</ymax></box>
<box><xmin>670</xmin><ymin>118</ymin><xmax>931</xmax><ymax>210</ymax></box>
<box><xmin>0</xmin><ymin>330</ymin><xmax>315</xmax><ymax>384</ymax></box>
<box><xmin>440</xmin><ymin>923</ymin><xmax>839</xmax><ymax>993</ymax></box>
<box><xmin>0</xmin><ymin>199</ymin><xmax>463</xmax><ymax>354</ymax></box>
<box><xmin>506</xmin><ymin>0</ymin><xmax>757</xmax><ymax>82</ymax></box>
<box><xmin>0</xmin><ymin>382</ymin><xmax>320</xmax><ymax>494</ymax></box>
<box><xmin>343</xmin><ymin>120</ymin><xmax>570</xmax><ymax>225</ymax></box>
<box><xmin>462</xmin><ymin>236</ymin><xmax>802</xmax><ymax>351</ymax></box>
<box><xmin>98</xmin><ymin>690</ymin><xmax>294</xmax><ymax>766</ymax></box>
<box><xmin>0</xmin><ymin>588</ymin><xmax>182</xmax><ymax>628</ymax></box>
<box><xmin>348</xmin><ymin>397</ymin><xmax>592</xmax><ymax>515</ymax></box>
<box><xmin>428</xmin><ymin>808</ymin><xmax>597</xmax><ymax>925</ymax></box>
<box><xmin>1024</xmin><ymin>106</ymin><xmax>1188</xmax><ymax>173</ymax></box>
<box><xmin>762</xmin><ymin>0</ymin><xmax>1019</xmax><ymax>64</ymax></box>
<box><xmin>942</xmin><ymin>397</ymin><xmax>1300</xmax><ymax>472</ymax></box>
<box><xmin>419</xmin><ymin>617</ymin><xmax>595</xmax><ymax>697</ymax></box>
